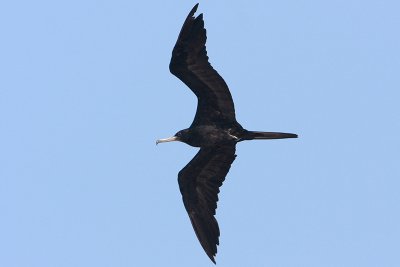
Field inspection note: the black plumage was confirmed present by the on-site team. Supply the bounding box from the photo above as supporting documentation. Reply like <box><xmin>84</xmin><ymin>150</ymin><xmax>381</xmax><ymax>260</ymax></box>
<box><xmin>157</xmin><ymin>4</ymin><xmax>297</xmax><ymax>263</ymax></box>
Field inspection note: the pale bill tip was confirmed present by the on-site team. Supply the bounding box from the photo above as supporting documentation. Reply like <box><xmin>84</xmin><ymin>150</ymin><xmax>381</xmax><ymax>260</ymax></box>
<box><xmin>156</xmin><ymin>136</ymin><xmax>179</xmax><ymax>145</ymax></box>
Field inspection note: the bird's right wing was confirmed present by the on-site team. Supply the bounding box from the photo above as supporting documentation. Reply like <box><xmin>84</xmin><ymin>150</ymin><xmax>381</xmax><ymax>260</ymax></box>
<box><xmin>178</xmin><ymin>145</ymin><xmax>236</xmax><ymax>263</ymax></box>
<box><xmin>170</xmin><ymin>4</ymin><xmax>237</xmax><ymax>127</ymax></box>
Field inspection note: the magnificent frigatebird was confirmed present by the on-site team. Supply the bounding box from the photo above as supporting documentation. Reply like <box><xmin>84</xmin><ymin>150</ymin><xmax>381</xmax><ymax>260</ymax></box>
<box><xmin>157</xmin><ymin>4</ymin><xmax>297</xmax><ymax>263</ymax></box>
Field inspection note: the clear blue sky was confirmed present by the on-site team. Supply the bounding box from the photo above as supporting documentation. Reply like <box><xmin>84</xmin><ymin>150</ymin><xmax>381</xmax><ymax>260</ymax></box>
<box><xmin>1</xmin><ymin>1</ymin><xmax>399</xmax><ymax>266</ymax></box>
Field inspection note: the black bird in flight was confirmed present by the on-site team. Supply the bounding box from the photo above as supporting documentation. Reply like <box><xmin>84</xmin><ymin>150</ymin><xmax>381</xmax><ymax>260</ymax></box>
<box><xmin>157</xmin><ymin>4</ymin><xmax>297</xmax><ymax>263</ymax></box>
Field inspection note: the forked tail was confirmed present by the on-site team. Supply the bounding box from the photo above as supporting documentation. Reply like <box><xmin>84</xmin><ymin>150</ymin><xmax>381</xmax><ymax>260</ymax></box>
<box><xmin>242</xmin><ymin>131</ymin><xmax>298</xmax><ymax>140</ymax></box>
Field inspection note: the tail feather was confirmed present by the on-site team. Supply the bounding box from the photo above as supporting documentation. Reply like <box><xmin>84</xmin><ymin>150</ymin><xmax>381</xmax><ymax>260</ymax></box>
<box><xmin>243</xmin><ymin>131</ymin><xmax>298</xmax><ymax>140</ymax></box>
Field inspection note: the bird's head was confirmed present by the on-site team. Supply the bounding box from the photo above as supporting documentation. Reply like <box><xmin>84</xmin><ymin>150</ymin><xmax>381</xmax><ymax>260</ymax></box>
<box><xmin>156</xmin><ymin>129</ymin><xmax>190</xmax><ymax>145</ymax></box>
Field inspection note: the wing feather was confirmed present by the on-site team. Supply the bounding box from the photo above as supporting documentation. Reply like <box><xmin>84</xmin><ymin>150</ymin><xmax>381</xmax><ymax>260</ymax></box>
<box><xmin>170</xmin><ymin>4</ymin><xmax>237</xmax><ymax>127</ymax></box>
<box><xmin>178</xmin><ymin>145</ymin><xmax>236</xmax><ymax>263</ymax></box>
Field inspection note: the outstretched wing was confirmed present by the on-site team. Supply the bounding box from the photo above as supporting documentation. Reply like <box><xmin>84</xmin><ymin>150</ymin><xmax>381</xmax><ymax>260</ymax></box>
<box><xmin>178</xmin><ymin>145</ymin><xmax>236</xmax><ymax>263</ymax></box>
<box><xmin>170</xmin><ymin>4</ymin><xmax>237</xmax><ymax>127</ymax></box>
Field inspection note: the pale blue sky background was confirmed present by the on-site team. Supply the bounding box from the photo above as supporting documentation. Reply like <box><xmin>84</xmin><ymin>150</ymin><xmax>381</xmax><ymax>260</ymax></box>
<box><xmin>1</xmin><ymin>1</ymin><xmax>399</xmax><ymax>266</ymax></box>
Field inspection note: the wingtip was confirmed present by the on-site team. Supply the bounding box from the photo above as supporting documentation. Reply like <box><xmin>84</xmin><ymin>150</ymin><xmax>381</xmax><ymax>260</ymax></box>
<box><xmin>210</xmin><ymin>256</ymin><xmax>216</xmax><ymax>264</ymax></box>
<box><xmin>190</xmin><ymin>3</ymin><xmax>199</xmax><ymax>16</ymax></box>
<box><xmin>206</xmin><ymin>245</ymin><xmax>217</xmax><ymax>264</ymax></box>
<box><xmin>206</xmin><ymin>251</ymin><xmax>217</xmax><ymax>264</ymax></box>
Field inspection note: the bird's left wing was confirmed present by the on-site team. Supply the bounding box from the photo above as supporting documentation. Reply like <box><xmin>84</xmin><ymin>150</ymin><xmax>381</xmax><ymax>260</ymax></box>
<box><xmin>178</xmin><ymin>145</ymin><xmax>236</xmax><ymax>263</ymax></box>
<box><xmin>170</xmin><ymin>4</ymin><xmax>237</xmax><ymax>127</ymax></box>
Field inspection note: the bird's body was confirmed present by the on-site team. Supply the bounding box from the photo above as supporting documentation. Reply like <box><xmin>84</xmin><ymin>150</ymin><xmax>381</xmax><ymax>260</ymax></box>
<box><xmin>157</xmin><ymin>4</ymin><xmax>297</xmax><ymax>263</ymax></box>
<box><xmin>175</xmin><ymin>126</ymin><xmax>239</xmax><ymax>147</ymax></box>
